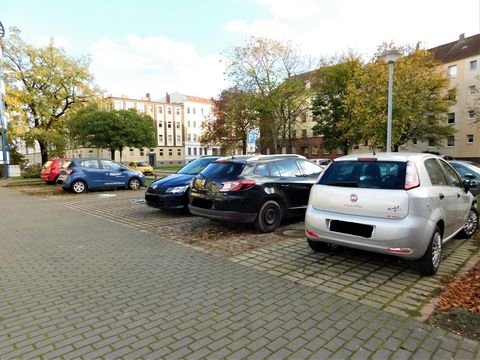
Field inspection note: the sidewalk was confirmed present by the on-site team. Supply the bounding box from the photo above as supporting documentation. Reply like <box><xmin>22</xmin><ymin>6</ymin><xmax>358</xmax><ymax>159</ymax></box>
<box><xmin>0</xmin><ymin>186</ymin><xmax>479</xmax><ymax>359</ymax></box>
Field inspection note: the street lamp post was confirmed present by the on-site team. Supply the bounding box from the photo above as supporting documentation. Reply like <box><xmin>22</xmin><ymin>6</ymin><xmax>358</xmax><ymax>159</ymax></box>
<box><xmin>381</xmin><ymin>49</ymin><xmax>402</xmax><ymax>152</ymax></box>
<box><xmin>0</xmin><ymin>21</ymin><xmax>7</xmax><ymax>178</ymax></box>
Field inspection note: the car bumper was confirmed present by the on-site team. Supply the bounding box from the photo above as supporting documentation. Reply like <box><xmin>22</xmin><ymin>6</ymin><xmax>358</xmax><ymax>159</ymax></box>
<box><xmin>188</xmin><ymin>205</ymin><xmax>257</xmax><ymax>223</ymax></box>
<box><xmin>145</xmin><ymin>192</ymin><xmax>187</xmax><ymax>210</ymax></box>
<box><xmin>304</xmin><ymin>205</ymin><xmax>434</xmax><ymax>260</ymax></box>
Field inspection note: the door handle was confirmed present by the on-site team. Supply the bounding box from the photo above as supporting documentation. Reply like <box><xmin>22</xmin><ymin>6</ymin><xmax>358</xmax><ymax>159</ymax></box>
<box><xmin>457</xmin><ymin>193</ymin><xmax>460</xmax><ymax>198</ymax></box>
<box><xmin>439</xmin><ymin>193</ymin><xmax>445</xmax><ymax>200</ymax></box>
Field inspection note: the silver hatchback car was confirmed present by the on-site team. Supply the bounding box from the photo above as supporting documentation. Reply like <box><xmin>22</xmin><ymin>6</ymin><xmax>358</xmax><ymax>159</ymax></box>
<box><xmin>305</xmin><ymin>153</ymin><xmax>478</xmax><ymax>275</ymax></box>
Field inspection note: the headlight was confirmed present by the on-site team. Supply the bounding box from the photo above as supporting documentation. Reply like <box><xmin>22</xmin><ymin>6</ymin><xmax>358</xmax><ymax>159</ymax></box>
<box><xmin>165</xmin><ymin>185</ymin><xmax>189</xmax><ymax>194</ymax></box>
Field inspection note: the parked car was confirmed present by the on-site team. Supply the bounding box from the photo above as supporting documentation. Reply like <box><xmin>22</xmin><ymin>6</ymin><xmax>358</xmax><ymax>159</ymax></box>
<box><xmin>57</xmin><ymin>158</ymin><xmax>145</xmax><ymax>194</ymax></box>
<box><xmin>128</xmin><ymin>161</ymin><xmax>154</xmax><ymax>176</ymax></box>
<box><xmin>305</xmin><ymin>153</ymin><xmax>478</xmax><ymax>275</ymax></box>
<box><xmin>310</xmin><ymin>158</ymin><xmax>332</xmax><ymax>170</ymax></box>
<box><xmin>448</xmin><ymin>160</ymin><xmax>480</xmax><ymax>196</ymax></box>
<box><xmin>145</xmin><ymin>156</ymin><xmax>220</xmax><ymax>211</ymax></box>
<box><xmin>40</xmin><ymin>158</ymin><xmax>71</xmax><ymax>184</ymax></box>
<box><xmin>189</xmin><ymin>154</ymin><xmax>323</xmax><ymax>232</ymax></box>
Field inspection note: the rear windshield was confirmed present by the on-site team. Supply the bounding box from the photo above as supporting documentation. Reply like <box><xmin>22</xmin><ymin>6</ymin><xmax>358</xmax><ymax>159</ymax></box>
<box><xmin>136</xmin><ymin>162</ymin><xmax>150</xmax><ymax>167</ymax></box>
<box><xmin>319</xmin><ymin>160</ymin><xmax>407</xmax><ymax>189</ymax></box>
<box><xmin>179</xmin><ymin>158</ymin><xmax>217</xmax><ymax>175</ymax></box>
<box><xmin>198</xmin><ymin>161</ymin><xmax>245</xmax><ymax>180</ymax></box>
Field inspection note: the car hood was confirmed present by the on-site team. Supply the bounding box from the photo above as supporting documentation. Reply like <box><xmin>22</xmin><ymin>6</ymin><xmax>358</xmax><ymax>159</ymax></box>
<box><xmin>149</xmin><ymin>173</ymin><xmax>193</xmax><ymax>189</ymax></box>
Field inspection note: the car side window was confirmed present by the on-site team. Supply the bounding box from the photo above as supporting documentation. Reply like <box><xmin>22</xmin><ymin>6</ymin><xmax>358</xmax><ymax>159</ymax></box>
<box><xmin>439</xmin><ymin>160</ymin><xmax>463</xmax><ymax>188</ymax></box>
<box><xmin>81</xmin><ymin>160</ymin><xmax>99</xmax><ymax>169</ymax></box>
<box><xmin>101</xmin><ymin>160</ymin><xmax>122</xmax><ymax>171</ymax></box>
<box><xmin>424</xmin><ymin>159</ymin><xmax>448</xmax><ymax>185</ymax></box>
<box><xmin>254</xmin><ymin>163</ymin><xmax>270</xmax><ymax>176</ymax></box>
<box><xmin>274</xmin><ymin>159</ymin><xmax>302</xmax><ymax>177</ymax></box>
<box><xmin>297</xmin><ymin>159</ymin><xmax>322</xmax><ymax>176</ymax></box>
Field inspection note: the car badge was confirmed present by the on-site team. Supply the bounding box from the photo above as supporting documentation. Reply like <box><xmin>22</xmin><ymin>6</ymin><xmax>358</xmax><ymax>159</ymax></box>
<box><xmin>350</xmin><ymin>194</ymin><xmax>358</xmax><ymax>202</ymax></box>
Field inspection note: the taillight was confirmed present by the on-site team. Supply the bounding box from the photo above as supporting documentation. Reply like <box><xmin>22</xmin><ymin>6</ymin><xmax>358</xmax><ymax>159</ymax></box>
<box><xmin>405</xmin><ymin>161</ymin><xmax>420</xmax><ymax>190</ymax></box>
<box><xmin>220</xmin><ymin>180</ymin><xmax>255</xmax><ymax>192</ymax></box>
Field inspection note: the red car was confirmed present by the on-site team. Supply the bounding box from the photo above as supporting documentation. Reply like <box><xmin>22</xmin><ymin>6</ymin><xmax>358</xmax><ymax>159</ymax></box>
<box><xmin>40</xmin><ymin>158</ymin><xmax>71</xmax><ymax>184</ymax></box>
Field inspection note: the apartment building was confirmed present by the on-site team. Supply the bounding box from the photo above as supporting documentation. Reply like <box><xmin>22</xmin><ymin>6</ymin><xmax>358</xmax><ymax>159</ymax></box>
<box><xmin>421</xmin><ymin>33</ymin><xmax>480</xmax><ymax>160</ymax></box>
<box><xmin>160</xmin><ymin>92</ymin><xmax>219</xmax><ymax>163</ymax></box>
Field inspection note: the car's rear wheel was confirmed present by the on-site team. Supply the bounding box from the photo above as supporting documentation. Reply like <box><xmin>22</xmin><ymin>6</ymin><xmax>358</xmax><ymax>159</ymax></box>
<box><xmin>307</xmin><ymin>238</ymin><xmax>330</xmax><ymax>252</ymax></box>
<box><xmin>128</xmin><ymin>178</ymin><xmax>141</xmax><ymax>190</ymax></box>
<box><xmin>458</xmin><ymin>207</ymin><xmax>478</xmax><ymax>239</ymax></box>
<box><xmin>71</xmin><ymin>180</ymin><xmax>87</xmax><ymax>194</ymax></box>
<box><xmin>254</xmin><ymin>200</ymin><xmax>282</xmax><ymax>233</ymax></box>
<box><xmin>417</xmin><ymin>226</ymin><xmax>442</xmax><ymax>276</ymax></box>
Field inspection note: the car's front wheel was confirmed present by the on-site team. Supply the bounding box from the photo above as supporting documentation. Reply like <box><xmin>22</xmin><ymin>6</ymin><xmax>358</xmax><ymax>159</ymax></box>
<box><xmin>417</xmin><ymin>226</ymin><xmax>442</xmax><ymax>276</ymax></box>
<box><xmin>128</xmin><ymin>178</ymin><xmax>141</xmax><ymax>190</ymax></box>
<box><xmin>71</xmin><ymin>180</ymin><xmax>87</xmax><ymax>194</ymax></box>
<box><xmin>458</xmin><ymin>207</ymin><xmax>478</xmax><ymax>238</ymax></box>
<box><xmin>254</xmin><ymin>200</ymin><xmax>282</xmax><ymax>233</ymax></box>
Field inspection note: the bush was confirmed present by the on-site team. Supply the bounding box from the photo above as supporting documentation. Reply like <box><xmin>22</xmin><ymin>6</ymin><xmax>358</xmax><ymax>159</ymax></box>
<box><xmin>22</xmin><ymin>164</ymin><xmax>41</xmax><ymax>178</ymax></box>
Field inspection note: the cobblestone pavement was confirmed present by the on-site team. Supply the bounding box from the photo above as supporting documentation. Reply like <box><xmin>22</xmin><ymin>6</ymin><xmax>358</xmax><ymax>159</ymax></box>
<box><xmin>1</xmin><ymin>186</ymin><xmax>479</xmax><ymax>359</ymax></box>
<box><xmin>49</xmin><ymin>188</ymin><xmax>480</xmax><ymax>318</ymax></box>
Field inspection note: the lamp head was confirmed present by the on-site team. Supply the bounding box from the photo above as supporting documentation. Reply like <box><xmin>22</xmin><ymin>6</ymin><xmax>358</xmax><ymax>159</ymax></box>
<box><xmin>381</xmin><ymin>49</ymin><xmax>402</xmax><ymax>64</ymax></box>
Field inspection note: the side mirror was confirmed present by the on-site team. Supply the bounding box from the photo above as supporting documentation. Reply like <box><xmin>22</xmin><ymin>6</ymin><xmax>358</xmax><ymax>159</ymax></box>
<box><xmin>463</xmin><ymin>178</ymin><xmax>477</xmax><ymax>192</ymax></box>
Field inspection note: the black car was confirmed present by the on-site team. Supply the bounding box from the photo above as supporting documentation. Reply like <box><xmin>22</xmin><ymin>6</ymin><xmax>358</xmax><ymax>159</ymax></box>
<box><xmin>188</xmin><ymin>155</ymin><xmax>323</xmax><ymax>232</ymax></box>
<box><xmin>449</xmin><ymin>160</ymin><xmax>480</xmax><ymax>196</ymax></box>
<box><xmin>145</xmin><ymin>156</ymin><xmax>220</xmax><ymax>211</ymax></box>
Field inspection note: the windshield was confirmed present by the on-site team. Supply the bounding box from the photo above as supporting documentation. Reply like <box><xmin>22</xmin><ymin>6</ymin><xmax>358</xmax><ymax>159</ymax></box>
<box><xmin>136</xmin><ymin>162</ymin><xmax>150</xmax><ymax>167</ymax></box>
<box><xmin>178</xmin><ymin>157</ymin><xmax>218</xmax><ymax>175</ymax></box>
<box><xmin>319</xmin><ymin>160</ymin><xmax>407</xmax><ymax>189</ymax></box>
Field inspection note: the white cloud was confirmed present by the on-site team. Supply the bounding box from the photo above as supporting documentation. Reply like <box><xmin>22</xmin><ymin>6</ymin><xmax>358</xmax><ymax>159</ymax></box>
<box><xmin>90</xmin><ymin>35</ymin><xmax>227</xmax><ymax>99</ymax></box>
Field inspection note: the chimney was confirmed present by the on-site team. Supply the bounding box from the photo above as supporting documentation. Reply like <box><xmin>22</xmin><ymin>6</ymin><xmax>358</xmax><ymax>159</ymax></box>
<box><xmin>459</xmin><ymin>33</ymin><xmax>465</xmax><ymax>41</ymax></box>
<box><xmin>166</xmin><ymin>92</ymin><xmax>170</xmax><ymax>104</ymax></box>
<box><xmin>145</xmin><ymin>93</ymin><xmax>150</xmax><ymax>101</ymax></box>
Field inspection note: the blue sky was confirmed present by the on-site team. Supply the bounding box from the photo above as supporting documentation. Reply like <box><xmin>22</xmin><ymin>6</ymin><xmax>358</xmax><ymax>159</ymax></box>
<box><xmin>2</xmin><ymin>0</ymin><xmax>479</xmax><ymax>99</ymax></box>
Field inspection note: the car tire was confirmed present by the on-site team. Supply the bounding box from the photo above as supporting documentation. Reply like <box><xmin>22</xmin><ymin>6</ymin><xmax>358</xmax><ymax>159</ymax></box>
<box><xmin>458</xmin><ymin>207</ymin><xmax>478</xmax><ymax>239</ymax></box>
<box><xmin>71</xmin><ymin>180</ymin><xmax>87</xmax><ymax>194</ymax></box>
<box><xmin>307</xmin><ymin>238</ymin><xmax>330</xmax><ymax>252</ymax></box>
<box><xmin>254</xmin><ymin>200</ymin><xmax>282</xmax><ymax>233</ymax></box>
<box><xmin>417</xmin><ymin>226</ymin><xmax>442</xmax><ymax>276</ymax></box>
<box><xmin>128</xmin><ymin>178</ymin><xmax>141</xmax><ymax>190</ymax></box>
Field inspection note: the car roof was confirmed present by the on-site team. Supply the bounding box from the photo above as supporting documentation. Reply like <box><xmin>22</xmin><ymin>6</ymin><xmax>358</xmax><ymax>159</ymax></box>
<box><xmin>214</xmin><ymin>154</ymin><xmax>306</xmax><ymax>164</ymax></box>
<box><xmin>333</xmin><ymin>152</ymin><xmax>443</xmax><ymax>162</ymax></box>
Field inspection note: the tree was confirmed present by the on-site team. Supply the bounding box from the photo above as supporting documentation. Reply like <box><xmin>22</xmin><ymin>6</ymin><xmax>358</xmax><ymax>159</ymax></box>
<box><xmin>311</xmin><ymin>54</ymin><xmax>363</xmax><ymax>155</ymax></box>
<box><xmin>201</xmin><ymin>88</ymin><xmax>258</xmax><ymax>154</ymax></box>
<box><xmin>224</xmin><ymin>37</ymin><xmax>312</xmax><ymax>153</ymax></box>
<box><xmin>345</xmin><ymin>45</ymin><xmax>455</xmax><ymax>151</ymax></box>
<box><xmin>3</xmin><ymin>28</ymin><xmax>99</xmax><ymax>164</ymax></box>
<box><xmin>67</xmin><ymin>105</ymin><xmax>156</xmax><ymax>160</ymax></box>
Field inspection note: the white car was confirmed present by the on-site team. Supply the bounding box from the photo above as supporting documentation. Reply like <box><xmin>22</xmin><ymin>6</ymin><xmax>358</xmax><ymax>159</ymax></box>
<box><xmin>305</xmin><ymin>152</ymin><xmax>478</xmax><ymax>275</ymax></box>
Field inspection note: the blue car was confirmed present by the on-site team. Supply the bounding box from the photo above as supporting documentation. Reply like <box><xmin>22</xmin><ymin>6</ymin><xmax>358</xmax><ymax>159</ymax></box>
<box><xmin>145</xmin><ymin>156</ymin><xmax>220</xmax><ymax>211</ymax></box>
<box><xmin>58</xmin><ymin>158</ymin><xmax>145</xmax><ymax>194</ymax></box>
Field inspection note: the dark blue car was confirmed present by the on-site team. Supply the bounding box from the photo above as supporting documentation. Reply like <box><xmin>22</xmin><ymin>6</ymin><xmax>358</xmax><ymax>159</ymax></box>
<box><xmin>145</xmin><ymin>156</ymin><xmax>220</xmax><ymax>211</ymax></box>
<box><xmin>58</xmin><ymin>158</ymin><xmax>145</xmax><ymax>194</ymax></box>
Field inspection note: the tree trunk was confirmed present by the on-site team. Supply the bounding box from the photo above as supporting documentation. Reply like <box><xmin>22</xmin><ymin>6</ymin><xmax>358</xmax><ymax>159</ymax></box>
<box><xmin>110</xmin><ymin>147</ymin><xmax>115</xmax><ymax>160</ymax></box>
<box><xmin>39</xmin><ymin>140</ymin><xmax>49</xmax><ymax>165</ymax></box>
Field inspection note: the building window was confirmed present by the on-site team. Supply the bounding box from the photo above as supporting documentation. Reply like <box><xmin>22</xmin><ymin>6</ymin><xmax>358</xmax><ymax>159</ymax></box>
<box><xmin>193</xmin><ymin>108</ymin><xmax>196</xmax><ymax>115</ymax></box>
<box><xmin>199</xmin><ymin>148</ymin><xmax>203</xmax><ymax>155</ymax></box>
<box><xmin>311</xmin><ymin>146</ymin><xmax>318</xmax><ymax>155</ymax></box>
<box><xmin>140</xmin><ymin>149</ymin><xmax>145</xmax><ymax>156</ymax></box>
<box><xmin>176</xmin><ymin>122</ymin><xmax>180</xmax><ymax>129</ymax></box>
<box><xmin>187</xmin><ymin>107</ymin><xmax>190</xmax><ymax>114</ymax></box>
<box><xmin>469</xmin><ymin>85</ymin><xmax>477</xmax><ymax>95</ymax></box>
<box><xmin>114</xmin><ymin>101</ymin><xmax>123</xmax><ymax>110</ymax></box>
<box><xmin>176</xmin><ymin>108</ymin><xmax>180</xmax><ymax>116</ymax></box>
<box><xmin>167</xmin><ymin>108</ymin><xmax>172</xmax><ymax>115</ymax></box>
<box><xmin>467</xmin><ymin>134</ymin><xmax>474</xmax><ymax>144</ymax></box>
<box><xmin>447</xmin><ymin>136</ymin><xmax>455</xmax><ymax>147</ymax></box>
<box><xmin>188</xmin><ymin>147</ymin><xmax>191</xmax><ymax>156</ymax></box>
<box><xmin>158</xmin><ymin>122</ymin><xmax>163</xmax><ymax>128</ymax></box>
<box><xmin>193</xmin><ymin>148</ymin><xmax>197</xmax><ymax>156</ymax></box>
<box><xmin>447</xmin><ymin>89</ymin><xmax>456</xmax><ymax>101</ymax></box>
<box><xmin>447</xmin><ymin>113</ymin><xmax>455</xmax><ymax>124</ymax></box>
<box><xmin>177</xmin><ymin>149</ymin><xmax>181</xmax><ymax>156</ymax></box>
<box><xmin>412</xmin><ymin>138</ymin><xmax>417</xmax><ymax>145</ymax></box>
<box><xmin>159</xmin><ymin>149</ymin><xmax>164</xmax><ymax>156</ymax></box>
<box><xmin>470</xmin><ymin>60</ymin><xmax>477</xmax><ymax>70</ymax></box>
<box><xmin>168</xmin><ymin>122</ymin><xmax>172</xmax><ymax>128</ymax></box>
<box><xmin>428</xmin><ymin>139</ymin><xmax>435</xmax><ymax>147</ymax></box>
<box><xmin>167</xmin><ymin>135</ymin><xmax>173</xmax><ymax>144</ymax></box>
<box><xmin>302</xmin><ymin>129</ymin><xmax>307</xmax><ymax>138</ymax></box>
<box><xmin>193</xmin><ymin>134</ymin><xmax>197</xmax><ymax>142</ymax></box>
<box><xmin>157</xmin><ymin>106</ymin><xmax>163</xmax><ymax>114</ymax></box>
<box><xmin>468</xmin><ymin>110</ymin><xmax>475</xmax><ymax>120</ymax></box>
<box><xmin>447</xmin><ymin>65</ymin><xmax>457</xmax><ymax>77</ymax></box>
<box><xmin>176</xmin><ymin>135</ymin><xmax>181</xmax><ymax>143</ymax></box>
<box><xmin>302</xmin><ymin>146</ymin><xmax>308</xmax><ymax>155</ymax></box>
<box><xmin>193</xmin><ymin>121</ymin><xmax>196</xmax><ymax>128</ymax></box>
<box><xmin>169</xmin><ymin>149</ymin><xmax>173</xmax><ymax>156</ymax></box>
<box><xmin>301</xmin><ymin>113</ymin><xmax>307</xmax><ymax>122</ymax></box>
<box><xmin>158</xmin><ymin>134</ymin><xmax>163</xmax><ymax>142</ymax></box>
<box><xmin>323</xmin><ymin>148</ymin><xmax>330</xmax><ymax>155</ymax></box>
